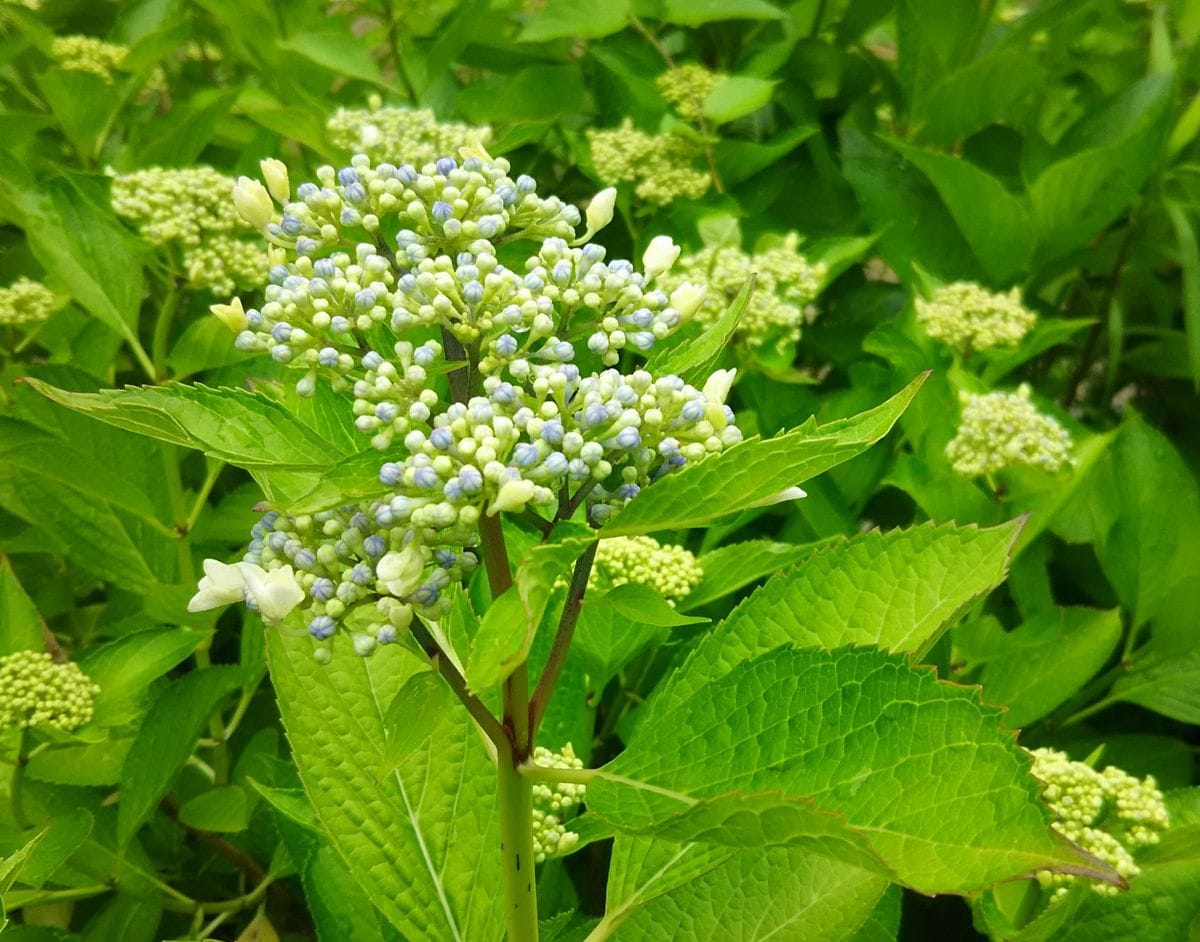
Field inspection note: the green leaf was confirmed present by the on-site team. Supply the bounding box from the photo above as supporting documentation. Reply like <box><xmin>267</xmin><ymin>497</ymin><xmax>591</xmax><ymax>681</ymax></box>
<box><xmin>1165</xmin><ymin>200</ymin><xmax>1200</xmax><ymax>390</ymax></box>
<box><xmin>702</xmin><ymin>76</ymin><xmax>776</xmax><ymax>125</ymax></box>
<box><xmin>1029</xmin><ymin>74</ymin><xmax>1173</xmax><ymax>264</ymax></box>
<box><xmin>713</xmin><ymin>125</ymin><xmax>816</xmax><ymax>186</ymax></box>
<box><xmin>118</xmin><ymin>666</ymin><xmax>243</xmax><ymax>845</ymax></box>
<box><xmin>79</xmin><ymin>627</ymin><xmax>209</xmax><ymax>727</ymax></box>
<box><xmin>1107</xmin><ymin>646</ymin><xmax>1200</xmax><ymax>724</ymax></box>
<box><xmin>518</xmin><ymin>0</ymin><xmax>631</xmax><ymax>40</ymax></box>
<box><xmin>382</xmin><ymin>670</ymin><xmax>456</xmax><ymax>771</ymax></box>
<box><xmin>960</xmin><ymin>607</ymin><xmax>1122</xmax><ymax>728</ymax></box>
<box><xmin>681</xmin><ymin>539</ymin><xmax>817</xmax><ymax>610</ymax></box>
<box><xmin>9</xmin><ymin>808</ymin><xmax>92</xmax><ymax>889</ymax></box>
<box><xmin>603</xmin><ymin>375</ymin><xmax>925</xmax><ymax>536</ymax></box>
<box><xmin>588</xmin><ymin>645</ymin><xmax>1114</xmax><ymax>894</ymax></box>
<box><xmin>0</xmin><ymin>556</ymin><xmax>43</xmax><ymax>656</ymax></box>
<box><xmin>277</xmin><ymin>31</ymin><xmax>385</xmax><ymax>85</ymax></box>
<box><xmin>648</xmin><ymin>275</ymin><xmax>753</xmax><ymax>384</ymax></box>
<box><xmin>574</xmin><ymin>600</ymin><xmax>668</xmax><ymax>689</ymax></box>
<box><xmin>131</xmin><ymin>88</ymin><xmax>240</xmax><ymax>167</ymax></box>
<box><xmin>178</xmin><ymin>785</ymin><xmax>251</xmax><ymax>833</ymax></box>
<box><xmin>657</xmin><ymin>0</ymin><xmax>785</xmax><ymax>26</ymax></box>
<box><xmin>1097</xmin><ymin>413</ymin><xmax>1200</xmax><ymax>627</ymax></box>
<box><xmin>267</xmin><ymin>628</ymin><xmax>503</xmax><ymax>942</ymax></box>
<box><xmin>23</xmin><ymin>380</ymin><xmax>354</xmax><ymax>471</ymax></box>
<box><xmin>467</xmin><ymin>530</ymin><xmax>595</xmax><ymax>692</ymax></box>
<box><xmin>602</xmin><ymin>842</ymin><xmax>892</xmax><ymax>940</ymax></box>
<box><xmin>885</xmin><ymin>138</ymin><xmax>1032</xmax><ymax>282</ymax></box>
<box><xmin>659</xmin><ymin>521</ymin><xmax>1020</xmax><ymax>711</ymax></box>
<box><xmin>599</xmin><ymin>583</ymin><xmax>708</xmax><ymax>627</ymax></box>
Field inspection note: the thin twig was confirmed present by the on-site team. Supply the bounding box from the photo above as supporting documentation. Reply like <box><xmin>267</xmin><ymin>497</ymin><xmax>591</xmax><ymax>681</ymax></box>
<box><xmin>530</xmin><ymin>542</ymin><xmax>598</xmax><ymax>734</ymax></box>
<box><xmin>410</xmin><ymin>615</ymin><xmax>507</xmax><ymax>747</ymax></box>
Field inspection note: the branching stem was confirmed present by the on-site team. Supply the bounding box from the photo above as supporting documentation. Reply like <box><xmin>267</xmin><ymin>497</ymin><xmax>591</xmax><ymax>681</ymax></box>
<box><xmin>530</xmin><ymin>542</ymin><xmax>598</xmax><ymax>734</ymax></box>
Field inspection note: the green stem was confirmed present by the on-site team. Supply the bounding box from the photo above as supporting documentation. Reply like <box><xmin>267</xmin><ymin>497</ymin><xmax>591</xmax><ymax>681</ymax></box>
<box><xmin>184</xmin><ymin>460</ymin><xmax>225</xmax><ymax>535</ymax></box>
<box><xmin>497</xmin><ymin>738</ymin><xmax>539</xmax><ymax>942</ymax></box>
<box><xmin>11</xmin><ymin>727</ymin><xmax>29</xmax><ymax>829</ymax></box>
<box><xmin>151</xmin><ymin>278</ymin><xmax>183</xmax><ymax>380</ymax></box>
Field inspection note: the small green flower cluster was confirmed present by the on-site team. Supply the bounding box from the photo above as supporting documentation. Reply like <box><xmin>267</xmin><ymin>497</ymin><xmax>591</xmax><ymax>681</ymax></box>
<box><xmin>915</xmin><ymin>282</ymin><xmax>1037</xmax><ymax>354</ymax></box>
<box><xmin>945</xmin><ymin>385</ymin><xmax>1073</xmax><ymax>477</ymax></box>
<box><xmin>590</xmin><ymin>535</ymin><xmax>703</xmax><ymax>604</ymax></box>
<box><xmin>656</xmin><ymin>64</ymin><xmax>725</xmax><ymax>122</ymax></box>
<box><xmin>660</xmin><ymin>234</ymin><xmax>825</xmax><ymax>348</ymax></box>
<box><xmin>1031</xmin><ymin>747</ymin><xmax>1169</xmax><ymax>899</ymax></box>
<box><xmin>530</xmin><ymin>744</ymin><xmax>586</xmax><ymax>862</ymax></box>
<box><xmin>327</xmin><ymin>97</ymin><xmax>490</xmax><ymax>164</ymax></box>
<box><xmin>50</xmin><ymin>35</ymin><xmax>128</xmax><ymax>83</ymax></box>
<box><xmin>110</xmin><ymin>167</ymin><xmax>269</xmax><ymax>295</ymax></box>
<box><xmin>588</xmin><ymin>119</ymin><xmax>710</xmax><ymax>206</ymax></box>
<box><xmin>0</xmin><ymin>277</ymin><xmax>60</xmax><ymax>327</ymax></box>
<box><xmin>0</xmin><ymin>651</ymin><xmax>99</xmax><ymax>732</ymax></box>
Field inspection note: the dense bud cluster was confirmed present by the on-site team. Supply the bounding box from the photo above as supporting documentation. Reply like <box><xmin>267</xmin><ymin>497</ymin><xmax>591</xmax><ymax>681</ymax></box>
<box><xmin>194</xmin><ymin>151</ymin><xmax>744</xmax><ymax>659</ymax></box>
<box><xmin>110</xmin><ymin>167</ymin><xmax>269</xmax><ymax>295</ymax></box>
<box><xmin>1030</xmin><ymin>747</ymin><xmax>1169</xmax><ymax>899</ymax></box>
<box><xmin>656</xmin><ymin>64</ymin><xmax>725</xmax><ymax>122</ymax></box>
<box><xmin>945</xmin><ymin>385</ymin><xmax>1072</xmax><ymax>477</ymax></box>
<box><xmin>588</xmin><ymin>119</ymin><xmax>710</xmax><ymax>205</ymax></box>
<box><xmin>327</xmin><ymin>97</ymin><xmax>490</xmax><ymax>164</ymax></box>
<box><xmin>530</xmin><ymin>744</ymin><xmax>586</xmax><ymax>862</ymax></box>
<box><xmin>590</xmin><ymin>535</ymin><xmax>703</xmax><ymax>604</ymax></box>
<box><xmin>660</xmin><ymin>234</ymin><xmax>825</xmax><ymax>348</ymax></box>
<box><xmin>0</xmin><ymin>277</ymin><xmax>60</xmax><ymax>326</ymax></box>
<box><xmin>50</xmin><ymin>35</ymin><xmax>128</xmax><ymax>82</ymax></box>
<box><xmin>0</xmin><ymin>651</ymin><xmax>99</xmax><ymax>732</ymax></box>
<box><xmin>916</xmin><ymin>282</ymin><xmax>1037</xmax><ymax>353</ymax></box>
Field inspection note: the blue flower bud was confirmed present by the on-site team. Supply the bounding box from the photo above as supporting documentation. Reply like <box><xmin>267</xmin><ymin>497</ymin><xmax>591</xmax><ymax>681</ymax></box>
<box><xmin>269</xmin><ymin>264</ymin><xmax>289</xmax><ymax>284</ymax></box>
<box><xmin>413</xmin><ymin>467</ymin><xmax>439</xmax><ymax>489</ymax></box>
<box><xmin>355</xmin><ymin>288</ymin><xmax>377</xmax><ymax>309</ymax></box>
<box><xmin>338</xmin><ymin>167</ymin><xmax>359</xmax><ymax>185</ymax></box>
<box><xmin>297</xmin><ymin>182</ymin><xmax>319</xmax><ymax>199</ymax></box>
<box><xmin>463</xmin><ymin>281</ymin><xmax>484</xmax><ymax>304</ymax></box>
<box><xmin>436</xmin><ymin>157</ymin><xmax>457</xmax><ymax>175</ymax></box>
<box><xmin>459</xmin><ymin>465</ymin><xmax>483</xmax><ymax>493</ymax></box>
<box><xmin>632</xmin><ymin>331</ymin><xmax>655</xmax><ymax>351</ymax></box>
<box><xmin>584</xmin><ymin>403</ymin><xmax>609</xmax><ymax>428</ymax></box>
<box><xmin>375</xmin><ymin>402</ymin><xmax>398</xmax><ymax>422</ymax></box>
<box><xmin>429</xmin><ymin>427</ymin><xmax>453</xmax><ymax>449</ymax></box>
<box><xmin>615</xmin><ymin>428</ymin><xmax>642</xmax><ymax>449</ymax></box>
<box><xmin>344</xmin><ymin>183</ymin><xmax>367</xmax><ymax>203</ymax></box>
<box><xmin>477</xmin><ymin>217</ymin><xmax>500</xmax><ymax>238</ymax></box>
<box><xmin>513</xmin><ymin>443</ymin><xmax>540</xmax><ymax>467</ymax></box>
<box><xmin>552</xmin><ymin>261</ymin><xmax>573</xmax><ymax>285</ymax></box>
<box><xmin>363</xmin><ymin>535</ymin><xmax>386</xmax><ymax>557</ymax></box>
<box><xmin>542</xmin><ymin>452</ymin><xmax>569</xmax><ymax>476</ymax></box>
<box><xmin>377</xmin><ymin>626</ymin><xmax>398</xmax><ymax>644</ymax></box>
<box><xmin>331</xmin><ymin>315</ymin><xmax>351</xmax><ymax>333</ymax></box>
<box><xmin>318</xmin><ymin>347</ymin><xmax>339</xmax><ymax>367</ymax></box>
<box><xmin>268</xmin><ymin>531</ymin><xmax>288</xmax><ymax>551</ymax></box>
<box><xmin>375</xmin><ymin>505</ymin><xmax>395</xmax><ymax>526</ymax></box>
<box><xmin>588</xmin><ymin>332</ymin><xmax>609</xmax><ymax>354</ymax></box>
<box><xmin>496</xmin><ymin>334</ymin><xmax>519</xmax><ymax>356</ymax></box>
<box><xmin>234</xmin><ymin>331</ymin><xmax>255</xmax><ymax>352</ymax></box>
<box><xmin>554</xmin><ymin>341</ymin><xmax>575</xmax><ymax>361</ymax></box>
<box><xmin>309</xmin><ymin>616</ymin><xmax>335</xmax><ymax>640</ymax></box>
<box><xmin>681</xmin><ymin>400</ymin><xmax>705</xmax><ymax>422</ymax></box>
<box><xmin>340</xmin><ymin>208</ymin><xmax>361</xmax><ymax>226</ymax></box>
<box><xmin>541</xmin><ymin>419</ymin><xmax>564</xmax><ymax>443</ymax></box>
<box><xmin>350</xmin><ymin>563</ymin><xmax>374</xmax><ymax>585</ymax></box>
<box><xmin>294</xmin><ymin>548</ymin><xmax>317</xmax><ymax>570</ymax></box>
<box><xmin>524</xmin><ymin>274</ymin><xmax>544</xmax><ymax>291</ymax></box>
<box><xmin>281</xmin><ymin>215</ymin><xmax>302</xmax><ymax>235</ymax></box>
<box><xmin>516</xmin><ymin>175</ymin><xmax>537</xmax><ymax>194</ymax></box>
<box><xmin>413</xmin><ymin>584</ymin><xmax>440</xmax><ymax>605</ymax></box>
<box><xmin>397</xmin><ymin>164</ymin><xmax>417</xmax><ymax>183</ymax></box>
<box><xmin>380</xmin><ymin>462</ymin><xmax>402</xmax><ymax>485</ymax></box>
<box><xmin>314</xmin><ymin>258</ymin><xmax>336</xmax><ymax>278</ymax></box>
<box><xmin>432</xmin><ymin>201</ymin><xmax>454</xmax><ymax>222</ymax></box>
<box><xmin>396</xmin><ymin>230</ymin><xmax>418</xmax><ymax>248</ymax></box>
<box><xmin>618</xmin><ymin>483</ymin><xmax>640</xmax><ymax>499</ymax></box>
<box><xmin>496</xmin><ymin>185</ymin><xmax>517</xmax><ymax>206</ymax></box>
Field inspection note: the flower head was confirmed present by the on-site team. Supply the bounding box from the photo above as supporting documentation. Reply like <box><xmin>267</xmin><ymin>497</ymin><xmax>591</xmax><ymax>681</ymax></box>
<box><xmin>916</xmin><ymin>282</ymin><xmax>1037</xmax><ymax>353</ymax></box>
<box><xmin>590</xmin><ymin>535</ymin><xmax>703</xmax><ymax>604</ymax></box>
<box><xmin>1030</xmin><ymin>747</ymin><xmax>1169</xmax><ymax>899</ymax></box>
<box><xmin>51</xmin><ymin>35</ymin><xmax>128</xmax><ymax>82</ymax></box>
<box><xmin>587</xmin><ymin>119</ymin><xmax>710</xmax><ymax>205</ymax></box>
<box><xmin>0</xmin><ymin>278</ymin><xmax>60</xmax><ymax>327</ymax></box>
<box><xmin>656</xmin><ymin>64</ymin><xmax>725</xmax><ymax>122</ymax></box>
<box><xmin>326</xmin><ymin>98</ymin><xmax>490</xmax><ymax>164</ymax></box>
<box><xmin>0</xmin><ymin>651</ymin><xmax>99</xmax><ymax>732</ymax></box>
<box><xmin>945</xmin><ymin>385</ymin><xmax>1073</xmax><ymax>477</ymax></box>
<box><xmin>531</xmin><ymin>744</ymin><xmax>587</xmax><ymax>862</ymax></box>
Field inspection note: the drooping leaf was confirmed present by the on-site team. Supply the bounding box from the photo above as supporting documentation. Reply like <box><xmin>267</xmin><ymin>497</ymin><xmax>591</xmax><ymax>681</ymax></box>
<box><xmin>588</xmin><ymin>645</ymin><xmax>1115</xmax><ymax>894</ymax></box>
<box><xmin>602</xmin><ymin>375</ymin><xmax>925</xmax><ymax>536</ymax></box>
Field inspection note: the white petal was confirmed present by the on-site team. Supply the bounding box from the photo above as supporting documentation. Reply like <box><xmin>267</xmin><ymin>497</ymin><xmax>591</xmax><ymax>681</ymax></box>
<box><xmin>642</xmin><ymin>236</ymin><xmax>680</xmax><ymax>281</ymax></box>
<box><xmin>702</xmin><ymin>368</ymin><xmax>737</xmax><ymax>406</ymax></box>
<box><xmin>187</xmin><ymin>559</ymin><xmax>247</xmax><ymax>612</ymax></box>
<box><xmin>240</xmin><ymin>564</ymin><xmax>304</xmax><ymax>623</ymax></box>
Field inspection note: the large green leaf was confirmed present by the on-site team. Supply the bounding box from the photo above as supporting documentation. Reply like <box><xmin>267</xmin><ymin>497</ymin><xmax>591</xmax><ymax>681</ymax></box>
<box><xmin>518</xmin><ymin>0</ymin><xmax>631</xmax><ymax>40</ymax></box>
<box><xmin>661</xmin><ymin>521</ymin><xmax>1020</xmax><ymax>709</ymax></box>
<box><xmin>0</xmin><ymin>556</ymin><xmax>43</xmax><ymax>655</ymax></box>
<box><xmin>24</xmin><ymin>380</ymin><xmax>355</xmax><ymax>471</ymax></box>
<box><xmin>681</xmin><ymin>539</ymin><xmax>817</xmax><ymax>611</ymax></box>
<box><xmin>588</xmin><ymin>645</ymin><xmax>1114</xmax><ymax>894</ymax></box>
<box><xmin>268</xmin><ymin>628</ymin><xmax>503</xmax><ymax>942</ymax></box>
<box><xmin>602</xmin><ymin>375</ymin><xmax>925</xmax><ymax>536</ymax></box>
<box><xmin>78</xmin><ymin>627</ymin><xmax>210</xmax><ymax>727</ymax></box>
<box><xmin>1107</xmin><ymin>645</ymin><xmax>1200</xmax><ymax>724</ymax></box>
<box><xmin>648</xmin><ymin>276</ymin><xmax>753</xmax><ymax>385</ymax></box>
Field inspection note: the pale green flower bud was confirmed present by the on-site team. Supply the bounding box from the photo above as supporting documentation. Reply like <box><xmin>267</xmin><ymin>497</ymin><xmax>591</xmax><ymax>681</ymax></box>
<box><xmin>915</xmin><ymin>282</ymin><xmax>1037</xmax><ymax>353</ymax></box>
<box><xmin>0</xmin><ymin>278</ymin><xmax>60</xmax><ymax>326</ymax></box>
<box><xmin>260</xmin><ymin>158</ymin><xmax>291</xmax><ymax>203</ymax></box>
<box><xmin>701</xmin><ymin>368</ymin><xmax>736</xmax><ymax>406</ymax></box>
<box><xmin>582</xmin><ymin>187</ymin><xmax>617</xmax><ymax>240</ymax></box>
<box><xmin>590</xmin><ymin>535</ymin><xmax>703</xmax><ymax>604</ymax></box>
<box><xmin>0</xmin><ymin>651</ymin><xmax>99</xmax><ymax>732</ymax></box>
<box><xmin>489</xmin><ymin>478</ymin><xmax>537</xmax><ymax>515</ymax></box>
<box><xmin>946</xmin><ymin>385</ymin><xmax>1072</xmax><ymax>477</ymax></box>
<box><xmin>377</xmin><ymin>546</ymin><xmax>425</xmax><ymax>597</ymax></box>
<box><xmin>643</xmin><ymin>236</ymin><xmax>680</xmax><ymax>281</ymax></box>
<box><xmin>232</xmin><ymin>176</ymin><xmax>274</xmax><ymax>229</ymax></box>
<box><xmin>210</xmin><ymin>297</ymin><xmax>248</xmax><ymax>333</ymax></box>
<box><xmin>669</xmin><ymin>281</ymin><xmax>707</xmax><ymax>322</ymax></box>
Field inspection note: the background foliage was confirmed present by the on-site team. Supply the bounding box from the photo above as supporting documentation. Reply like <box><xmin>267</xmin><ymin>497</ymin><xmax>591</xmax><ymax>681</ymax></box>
<box><xmin>0</xmin><ymin>0</ymin><xmax>1198</xmax><ymax>939</ymax></box>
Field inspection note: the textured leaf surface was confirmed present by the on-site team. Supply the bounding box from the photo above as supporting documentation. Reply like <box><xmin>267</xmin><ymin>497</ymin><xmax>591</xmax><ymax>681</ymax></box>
<box><xmin>661</xmin><ymin>521</ymin><xmax>1020</xmax><ymax>709</ymax></box>
<box><xmin>268</xmin><ymin>628</ymin><xmax>503</xmax><ymax>942</ymax></box>
<box><xmin>24</xmin><ymin>380</ymin><xmax>352</xmax><ymax>471</ymax></box>
<box><xmin>681</xmin><ymin>539</ymin><xmax>817</xmax><ymax>611</ymax></box>
<box><xmin>588</xmin><ymin>646</ymin><xmax>1108</xmax><ymax>894</ymax></box>
<box><xmin>603</xmin><ymin>376</ymin><xmax>924</xmax><ymax>535</ymax></box>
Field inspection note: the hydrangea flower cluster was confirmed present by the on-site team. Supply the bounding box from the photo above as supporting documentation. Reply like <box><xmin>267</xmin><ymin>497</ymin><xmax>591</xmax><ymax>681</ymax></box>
<box><xmin>590</xmin><ymin>535</ymin><xmax>703</xmax><ymax>604</ymax></box>
<box><xmin>193</xmin><ymin>151</ymin><xmax>745</xmax><ymax>659</ymax></box>
<box><xmin>656</xmin><ymin>64</ymin><xmax>725</xmax><ymax>122</ymax></box>
<box><xmin>945</xmin><ymin>385</ymin><xmax>1073</xmax><ymax>477</ymax></box>
<box><xmin>916</xmin><ymin>282</ymin><xmax>1037</xmax><ymax>354</ymax></box>
<box><xmin>1030</xmin><ymin>747</ymin><xmax>1169</xmax><ymax>899</ymax></box>
<box><xmin>50</xmin><ymin>35</ymin><xmax>128</xmax><ymax>82</ymax></box>
<box><xmin>530</xmin><ymin>744</ymin><xmax>586</xmax><ymax>862</ymax></box>
<box><xmin>327</xmin><ymin>97</ymin><xmax>490</xmax><ymax>164</ymax></box>
<box><xmin>659</xmin><ymin>234</ymin><xmax>825</xmax><ymax>348</ymax></box>
<box><xmin>110</xmin><ymin>167</ymin><xmax>269</xmax><ymax>295</ymax></box>
<box><xmin>0</xmin><ymin>651</ymin><xmax>99</xmax><ymax>732</ymax></box>
<box><xmin>588</xmin><ymin>119</ymin><xmax>710</xmax><ymax>205</ymax></box>
<box><xmin>0</xmin><ymin>277</ymin><xmax>60</xmax><ymax>327</ymax></box>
